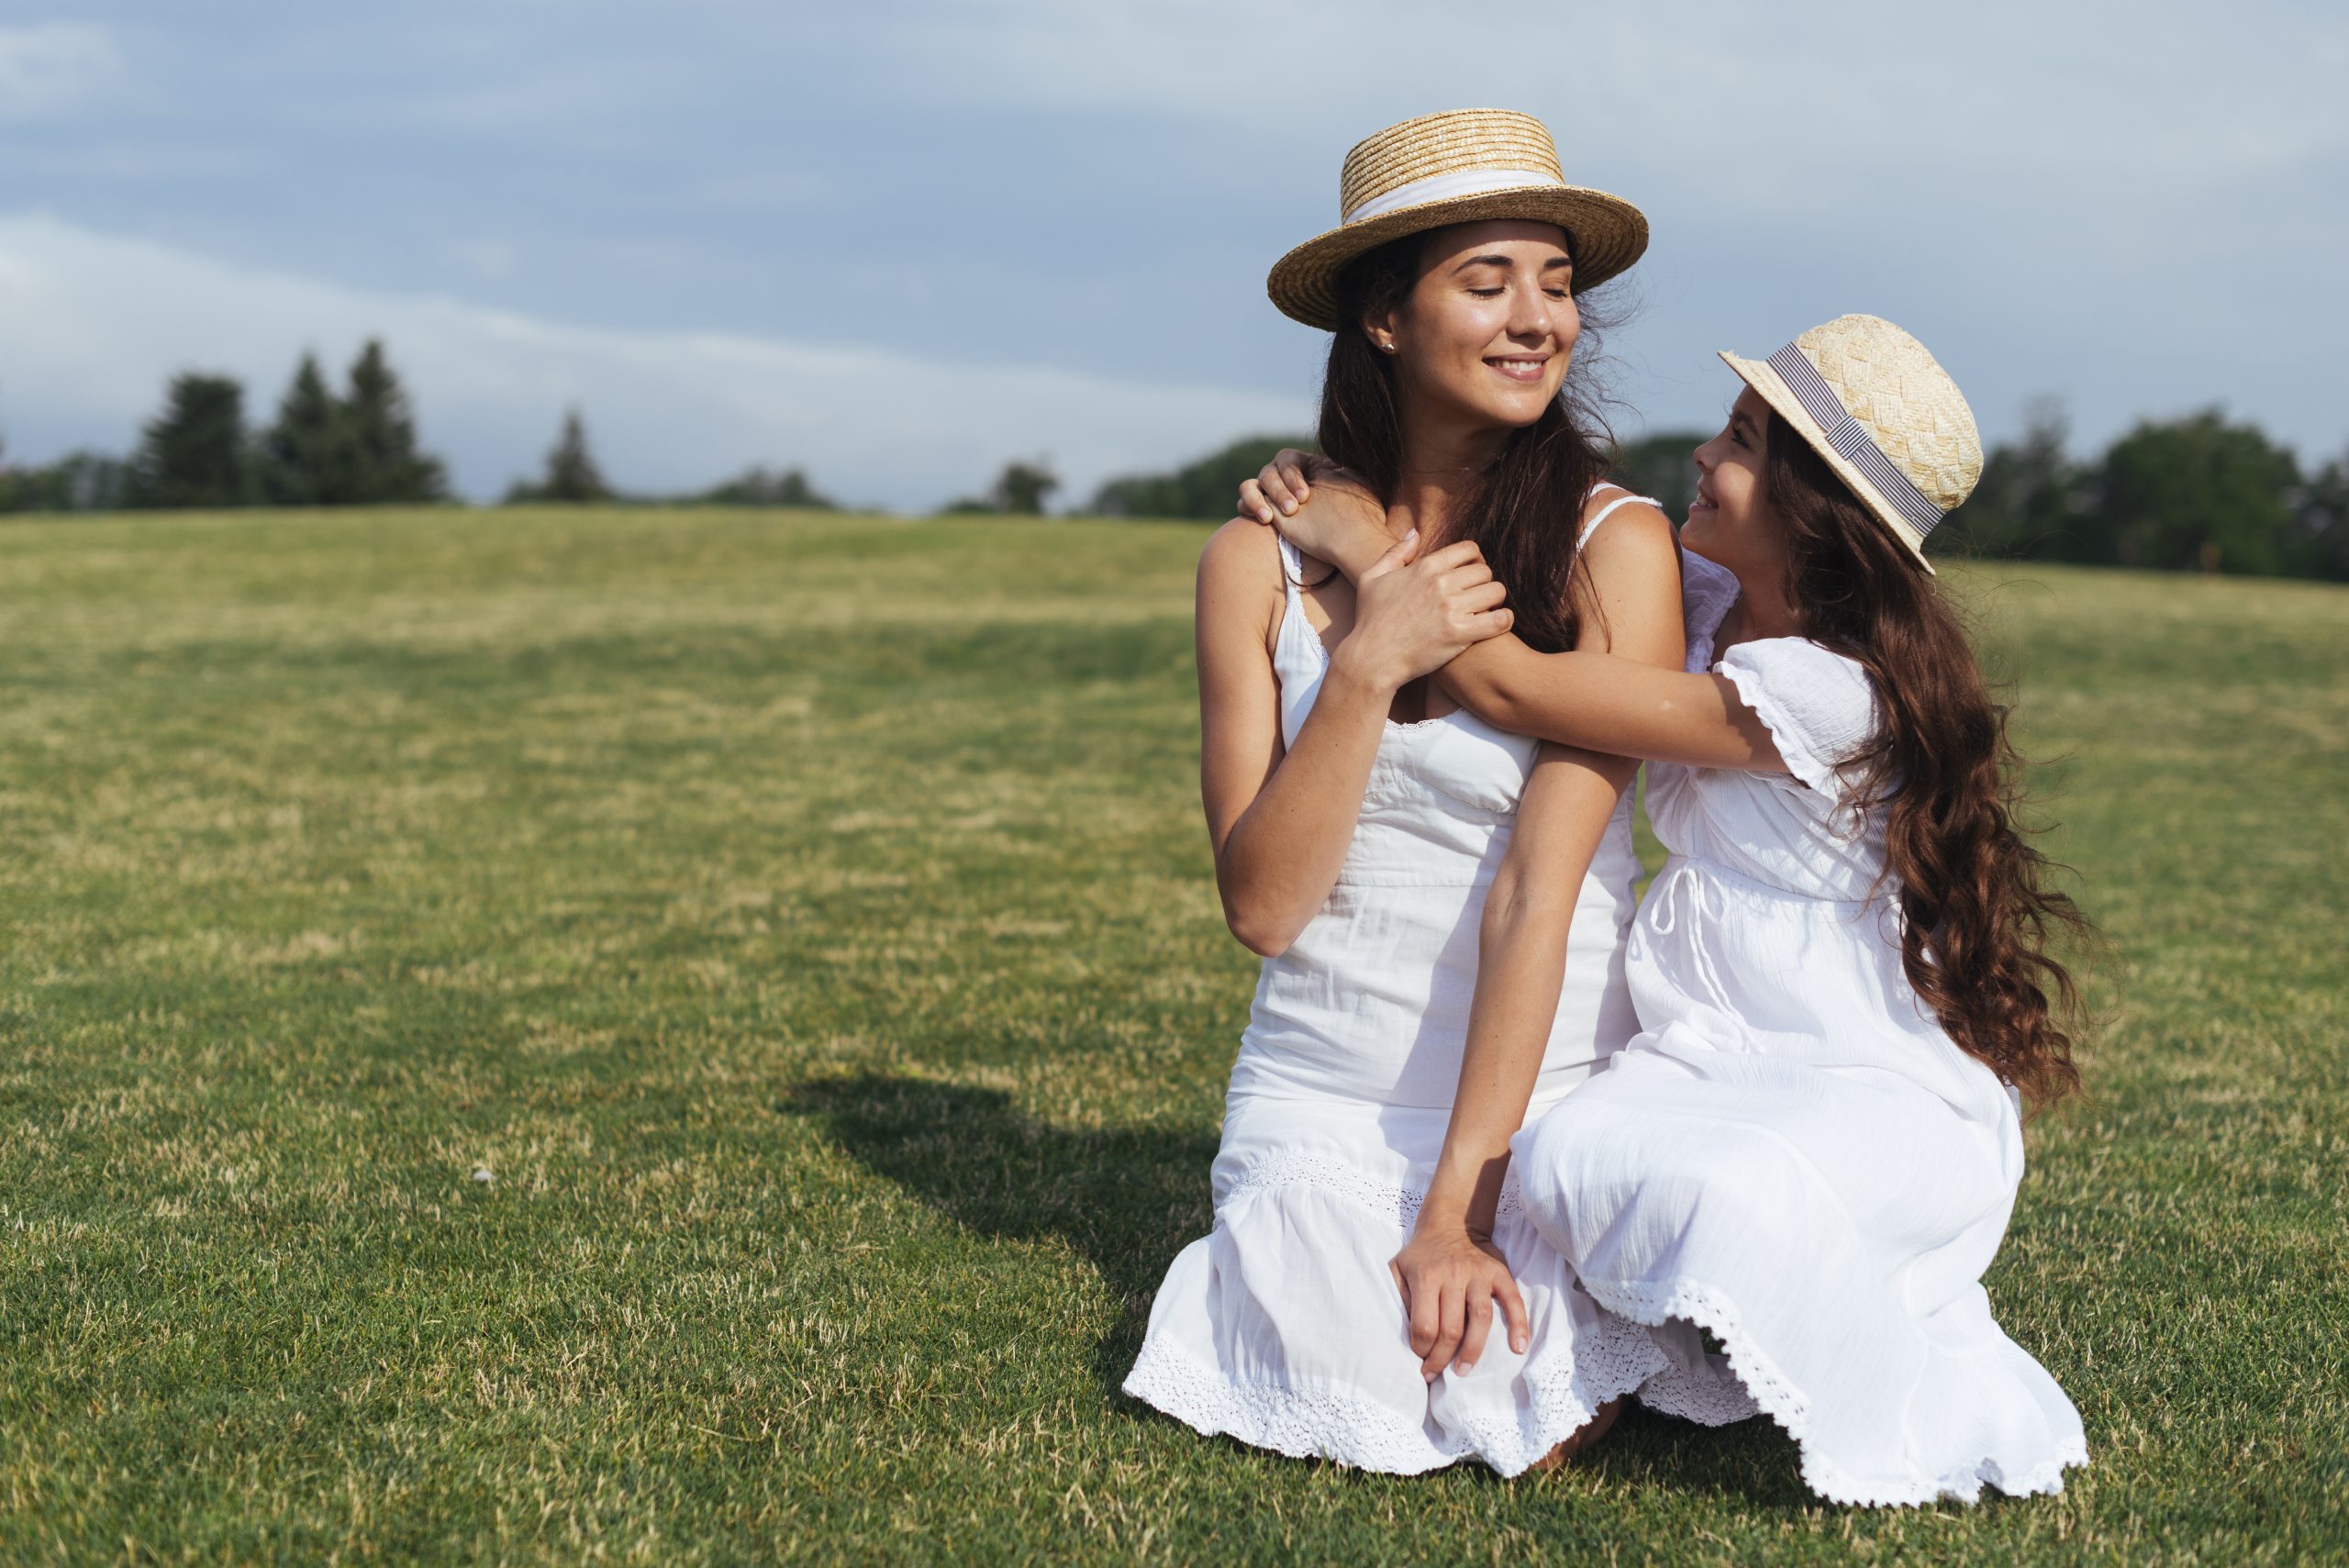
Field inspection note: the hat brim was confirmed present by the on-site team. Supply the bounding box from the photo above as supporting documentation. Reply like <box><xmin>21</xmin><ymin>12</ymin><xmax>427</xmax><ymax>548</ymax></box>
<box><xmin>1266</xmin><ymin>184</ymin><xmax>1648</xmax><ymax>332</ymax></box>
<box><xmin>1719</xmin><ymin>350</ymin><xmax>1939</xmax><ymax>577</ymax></box>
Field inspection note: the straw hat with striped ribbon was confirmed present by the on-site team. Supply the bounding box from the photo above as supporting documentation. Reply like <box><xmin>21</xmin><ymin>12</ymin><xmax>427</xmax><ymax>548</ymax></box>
<box><xmin>1720</xmin><ymin>315</ymin><xmax>1981</xmax><ymax>575</ymax></box>
<box><xmin>1266</xmin><ymin>108</ymin><xmax>1647</xmax><ymax>332</ymax></box>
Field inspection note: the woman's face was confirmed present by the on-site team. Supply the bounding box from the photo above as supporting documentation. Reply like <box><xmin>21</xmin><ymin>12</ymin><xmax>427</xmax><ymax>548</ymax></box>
<box><xmin>1372</xmin><ymin>220</ymin><xmax>1577</xmax><ymax>435</ymax></box>
<box><xmin>1684</xmin><ymin>386</ymin><xmax>1788</xmax><ymax>577</ymax></box>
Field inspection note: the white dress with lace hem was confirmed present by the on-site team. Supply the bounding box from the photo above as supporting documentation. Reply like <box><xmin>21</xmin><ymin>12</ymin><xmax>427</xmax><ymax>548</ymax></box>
<box><xmin>1124</xmin><ymin>494</ymin><xmax>1663</xmax><ymax>1475</ymax></box>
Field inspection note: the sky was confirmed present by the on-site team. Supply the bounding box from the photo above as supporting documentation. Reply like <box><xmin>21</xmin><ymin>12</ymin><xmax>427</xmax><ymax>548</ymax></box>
<box><xmin>0</xmin><ymin>1</ymin><xmax>2343</xmax><ymax>510</ymax></box>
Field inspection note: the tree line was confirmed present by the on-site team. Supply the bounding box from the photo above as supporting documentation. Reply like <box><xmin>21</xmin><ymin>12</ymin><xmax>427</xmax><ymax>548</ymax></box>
<box><xmin>9</xmin><ymin>353</ymin><xmax>2343</xmax><ymax>583</ymax></box>
<box><xmin>0</xmin><ymin>343</ymin><xmax>842</xmax><ymax>516</ymax></box>
<box><xmin>1084</xmin><ymin>413</ymin><xmax>2349</xmax><ymax>584</ymax></box>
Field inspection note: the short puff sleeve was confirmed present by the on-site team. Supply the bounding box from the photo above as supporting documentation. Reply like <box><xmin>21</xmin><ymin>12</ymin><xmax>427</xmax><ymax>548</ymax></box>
<box><xmin>1714</xmin><ymin>638</ymin><xmax>1880</xmax><ymax>799</ymax></box>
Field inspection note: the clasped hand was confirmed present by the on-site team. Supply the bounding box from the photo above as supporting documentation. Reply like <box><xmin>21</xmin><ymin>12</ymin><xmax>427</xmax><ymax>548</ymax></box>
<box><xmin>1236</xmin><ymin>449</ymin><xmax>1513</xmax><ymax>691</ymax></box>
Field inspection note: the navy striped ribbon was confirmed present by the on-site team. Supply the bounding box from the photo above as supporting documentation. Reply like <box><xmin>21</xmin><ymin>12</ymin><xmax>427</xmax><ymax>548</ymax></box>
<box><xmin>1766</xmin><ymin>345</ymin><xmax>1944</xmax><ymax>536</ymax></box>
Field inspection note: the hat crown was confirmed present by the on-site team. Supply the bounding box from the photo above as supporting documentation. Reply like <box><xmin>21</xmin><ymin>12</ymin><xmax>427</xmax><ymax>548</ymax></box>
<box><xmin>1337</xmin><ymin>108</ymin><xmax>1565</xmax><ymax>221</ymax></box>
<box><xmin>1788</xmin><ymin>315</ymin><xmax>1982</xmax><ymax>515</ymax></box>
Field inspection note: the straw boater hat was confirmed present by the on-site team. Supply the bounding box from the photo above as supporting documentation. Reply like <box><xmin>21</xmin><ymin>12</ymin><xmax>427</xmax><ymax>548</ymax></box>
<box><xmin>1267</xmin><ymin>108</ymin><xmax>1647</xmax><ymax>332</ymax></box>
<box><xmin>1720</xmin><ymin>315</ymin><xmax>1982</xmax><ymax>575</ymax></box>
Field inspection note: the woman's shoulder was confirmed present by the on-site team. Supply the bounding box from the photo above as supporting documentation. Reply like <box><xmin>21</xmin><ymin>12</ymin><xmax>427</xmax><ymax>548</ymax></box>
<box><xmin>1577</xmin><ymin>482</ymin><xmax>1675</xmax><ymax>540</ymax></box>
<box><xmin>1198</xmin><ymin>515</ymin><xmax>1286</xmax><ymax>589</ymax></box>
<box><xmin>1197</xmin><ymin>517</ymin><xmax>1289</xmax><ymax>647</ymax></box>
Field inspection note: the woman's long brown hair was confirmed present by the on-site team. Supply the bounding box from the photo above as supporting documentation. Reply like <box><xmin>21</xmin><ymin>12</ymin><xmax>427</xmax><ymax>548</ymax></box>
<box><xmin>1765</xmin><ymin>412</ymin><xmax>2090</xmax><ymax>1106</ymax></box>
<box><xmin>1315</xmin><ymin>230</ymin><xmax>1614</xmax><ymax>651</ymax></box>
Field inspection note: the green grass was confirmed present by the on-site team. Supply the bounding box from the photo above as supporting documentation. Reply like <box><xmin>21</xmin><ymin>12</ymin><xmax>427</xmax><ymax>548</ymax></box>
<box><xmin>0</xmin><ymin>506</ymin><xmax>2342</xmax><ymax>1564</ymax></box>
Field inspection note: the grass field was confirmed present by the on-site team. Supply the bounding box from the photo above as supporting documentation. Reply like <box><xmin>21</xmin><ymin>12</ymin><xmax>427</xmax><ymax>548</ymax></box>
<box><xmin>0</xmin><ymin>506</ymin><xmax>2343</xmax><ymax>1564</ymax></box>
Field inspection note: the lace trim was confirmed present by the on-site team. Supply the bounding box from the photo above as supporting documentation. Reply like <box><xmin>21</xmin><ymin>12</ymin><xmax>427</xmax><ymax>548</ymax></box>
<box><xmin>1446</xmin><ymin>1307</ymin><xmax>1672</xmax><ymax>1474</ymax></box>
<box><xmin>1122</xmin><ymin>1315</ymin><xmax>1667</xmax><ymax>1478</ymax></box>
<box><xmin>1589</xmin><ymin>1276</ymin><xmax>2088</xmax><ymax>1507</ymax></box>
<box><xmin>1222</xmin><ymin>1149</ymin><xmax>1527</xmax><ymax>1228</ymax></box>
<box><xmin>1123</xmin><ymin>1337</ymin><xmax>1457</xmax><ymax>1474</ymax></box>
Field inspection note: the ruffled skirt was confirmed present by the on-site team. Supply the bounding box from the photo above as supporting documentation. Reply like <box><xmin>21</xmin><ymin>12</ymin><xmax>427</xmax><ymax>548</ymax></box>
<box><xmin>1509</xmin><ymin>1021</ymin><xmax>2089</xmax><ymax>1506</ymax></box>
<box><xmin>1122</xmin><ymin>1091</ymin><xmax>1667</xmax><ymax>1475</ymax></box>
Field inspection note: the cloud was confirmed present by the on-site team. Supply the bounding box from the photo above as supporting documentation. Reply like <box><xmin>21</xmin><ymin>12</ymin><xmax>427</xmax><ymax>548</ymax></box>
<box><xmin>0</xmin><ymin>212</ymin><xmax>1308</xmax><ymax>509</ymax></box>
<box><xmin>0</xmin><ymin>23</ymin><xmax>124</xmax><ymax>121</ymax></box>
<box><xmin>849</xmin><ymin>0</ymin><xmax>2349</xmax><ymax>195</ymax></box>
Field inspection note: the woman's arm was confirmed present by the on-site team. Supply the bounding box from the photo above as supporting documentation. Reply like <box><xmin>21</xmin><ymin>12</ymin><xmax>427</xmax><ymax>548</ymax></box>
<box><xmin>1390</xmin><ymin>742</ymin><xmax>1638</xmax><ymax>1379</ymax></box>
<box><xmin>1197</xmin><ymin>520</ymin><xmax>1511</xmax><ymax>957</ymax></box>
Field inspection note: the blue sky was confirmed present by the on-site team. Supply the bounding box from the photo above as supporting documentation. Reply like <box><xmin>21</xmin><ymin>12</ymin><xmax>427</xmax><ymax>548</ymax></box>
<box><xmin>1</xmin><ymin>2</ymin><xmax>2343</xmax><ymax>509</ymax></box>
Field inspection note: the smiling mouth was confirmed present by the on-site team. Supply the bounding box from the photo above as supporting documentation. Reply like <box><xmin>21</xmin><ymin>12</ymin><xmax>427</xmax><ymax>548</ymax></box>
<box><xmin>1486</xmin><ymin>356</ymin><xmax>1549</xmax><ymax>382</ymax></box>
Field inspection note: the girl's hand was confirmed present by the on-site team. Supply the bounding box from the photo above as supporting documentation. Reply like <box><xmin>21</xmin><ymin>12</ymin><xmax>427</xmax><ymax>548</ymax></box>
<box><xmin>1240</xmin><ymin>453</ymin><xmax>1379</xmax><ymax>568</ymax></box>
<box><xmin>1331</xmin><ymin>534</ymin><xmax>1512</xmax><ymax>692</ymax></box>
<box><xmin>1238</xmin><ymin>448</ymin><xmax>1327</xmax><ymax>521</ymax></box>
<box><xmin>1391</xmin><ymin>1224</ymin><xmax>1530</xmax><ymax>1380</ymax></box>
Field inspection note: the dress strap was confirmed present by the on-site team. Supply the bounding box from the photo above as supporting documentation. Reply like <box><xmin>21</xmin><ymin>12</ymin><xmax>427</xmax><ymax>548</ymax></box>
<box><xmin>1578</xmin><ymin>484</ymin><xmax>1661</xmax><ymax>550</ymax></box>
<box><xmin>1275</xmin><ymin>534</ymin><xmax>1308</xmax><ymax>598</ymax></box>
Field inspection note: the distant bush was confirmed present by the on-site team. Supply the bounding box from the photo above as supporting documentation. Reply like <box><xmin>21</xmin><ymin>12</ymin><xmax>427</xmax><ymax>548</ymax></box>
<box><xmin>696</xmin><ymin>466</ymin><xmax>836</xmax><ymax>508</ymax></box>
<box><xmin>1088</xmin><ymin>434</ymin><xmax>1315</xmax><ymax>521</ymax></box>
<box><xmin>0</xmin><ymin>448</ymin><xmax>131</xmax><ymax>513</ymax></box>
<box><xmin>1938</xmin><ymin>404</ymin><xmax>2346</xmax><ymax>580</ymax></box>
<box><xmin>941</xmin><ymin>460</ymin><xmax>1059</xmax><ymax>517</ymax></box>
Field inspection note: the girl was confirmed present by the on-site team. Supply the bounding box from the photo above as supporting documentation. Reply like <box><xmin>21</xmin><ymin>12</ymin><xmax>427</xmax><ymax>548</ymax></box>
<box><xmin>1123</xmin><ymin>109</ymin><xmax>1687</xmax><ymax>1474</ymax></box>
<box><xmin>1238</xmin><ymin>313</ymin><xmax>2092</xmax><ymax>1504</ymax></box>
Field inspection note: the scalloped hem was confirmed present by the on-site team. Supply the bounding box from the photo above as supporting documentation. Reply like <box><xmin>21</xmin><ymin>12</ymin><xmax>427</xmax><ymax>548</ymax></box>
<box><xmin>1121</xmin><ymin>1322</ymin><xmax>1666</xmax><ymax>1478</ymax></box>
<box><xmin>1589</xmin><ymin>1275</ymin><xmax>2088</xmax><ymax>1507</ymax></box>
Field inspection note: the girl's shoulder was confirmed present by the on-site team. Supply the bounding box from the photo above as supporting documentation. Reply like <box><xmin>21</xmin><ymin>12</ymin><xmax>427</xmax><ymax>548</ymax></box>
<box><xmin>1712</xmin><ymin>637</ymin><xmax>1880</xmax><ymax>797</ymax></box>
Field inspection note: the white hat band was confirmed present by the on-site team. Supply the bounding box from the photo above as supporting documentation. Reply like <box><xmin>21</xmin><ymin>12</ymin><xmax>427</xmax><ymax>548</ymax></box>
<box><xmin>1766</xmin><ymin>344</ymin><xmax>1946</xmax><ymax>537</ymax></box>
<box><xmin>1344</xmin><ymin>167</ymin><xmax>1561</xmax><ymax>225</ymax></box>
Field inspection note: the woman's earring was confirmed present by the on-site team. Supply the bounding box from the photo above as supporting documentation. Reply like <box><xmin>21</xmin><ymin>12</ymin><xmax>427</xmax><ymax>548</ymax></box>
<box><xmin>1379</xmin><ymin>340</ymin><xmax>1397</xmax><ymax>355</ymax></box>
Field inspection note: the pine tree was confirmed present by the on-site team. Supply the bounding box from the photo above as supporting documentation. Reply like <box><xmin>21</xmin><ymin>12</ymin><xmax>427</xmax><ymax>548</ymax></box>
<box><xmin>127</xmin><ymin>373</ymin><xmax>250</xmax><ymax>509</ymax></box>
<box><xmin>510</xmin><ymin>408</ymin><xmax>611</xmax><ymax>504</ymax></box>
<box><xmin>342</xmin><ymin>339</ymin><xmax>448</xmax><ymax>503</ymax></box>
<box><xmin>259</xmin><ymin>352</ymin><xmax>356</xmax><ymax>506</ymax></box>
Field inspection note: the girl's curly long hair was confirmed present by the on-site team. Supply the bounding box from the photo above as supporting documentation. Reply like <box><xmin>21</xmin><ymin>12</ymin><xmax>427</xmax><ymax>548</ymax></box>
<box><xmin>1765</xmin><ymin>412</ymin><xmax>2091</xmax><ymax>1106</ymax></box>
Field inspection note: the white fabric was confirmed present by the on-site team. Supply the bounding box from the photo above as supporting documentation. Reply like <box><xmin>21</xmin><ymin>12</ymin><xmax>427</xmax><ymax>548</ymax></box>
<box><xmin>1508</xmin><ymin>547</ymin><xmax>2089</xmax><ymax>1506</ymax></box>
<box><xmin>1124</xmin><ymin>507</ymin><xmax>1658</xmax><ymax>1474</ymax></box>
<box><xmin>1343</xmin><ymin>167</ymin><xmax>1565</xmax><ymax>224</ymax></box>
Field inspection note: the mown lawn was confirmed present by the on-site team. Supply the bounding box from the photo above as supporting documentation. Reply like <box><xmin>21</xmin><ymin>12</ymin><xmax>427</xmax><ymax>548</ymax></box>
<box><xmin>0</xmin><ymin>506</ymin><xmax>2342</xmax><ymax>1565</ymax></box>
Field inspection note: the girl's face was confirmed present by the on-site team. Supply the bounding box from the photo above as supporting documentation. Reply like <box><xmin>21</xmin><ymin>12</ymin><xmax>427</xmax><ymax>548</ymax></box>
<box><xmin>1684</xmin><ymin>386</ymin><xmax>1789</xmax><ymax>577</ymax></box>
<box><xmin>1371</xmin><ymin>220</ymin><xmax>1578</xmax><ymax>435</ymax></box>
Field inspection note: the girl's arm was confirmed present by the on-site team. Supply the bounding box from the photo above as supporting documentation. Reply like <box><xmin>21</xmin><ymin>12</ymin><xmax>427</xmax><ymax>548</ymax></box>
<box><xmin>1250</xmin><ymin>471</ymin><xmax>1784</xmax><ymax>773</ymax></box>
<box><xmin>1197</xmin><ymin>519</ymin><xmax>1509</xmax><ymax>956</ymax></box>
<box><xmin>1389</xmin><ymin>742</ymin><xmax>1636</xmax><ymax>1379</ymax></box>
<box><xmin>1387</xmin><ymin>502</ymin><xmax>1684</xmax><ymax>1380</ymax></box>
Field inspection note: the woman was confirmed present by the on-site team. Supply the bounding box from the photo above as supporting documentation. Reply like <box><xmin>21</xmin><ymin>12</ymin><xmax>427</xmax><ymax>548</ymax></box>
<box><xmin>1240</xmin><ymin>314</ymin><xmax>2091</xmax><ymax>1504</ymax></box>
<box><xmin>1121</xmin><ymin>109</ymin><xmax>1685</xmax><ymax>1473</ymax></box>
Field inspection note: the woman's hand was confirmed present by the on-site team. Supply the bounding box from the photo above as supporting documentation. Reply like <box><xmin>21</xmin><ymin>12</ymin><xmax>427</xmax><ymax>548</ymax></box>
<box><xmin>1391</xmin><ymin>1223</ymin><xmax>1530</xmax><ymax>1380</ymax></box>
<box><xmin>1330</xmin><ymin>534</ymin><xmax>1512</xmax><ymax>692</ymax></box>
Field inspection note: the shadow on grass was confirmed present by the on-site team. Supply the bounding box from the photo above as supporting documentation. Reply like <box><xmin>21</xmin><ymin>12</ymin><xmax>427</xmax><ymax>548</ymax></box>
<box><xmin>785</xmin><ymin>1073</ymin><xmax>1218</xmax><ymax>1407</ymax></box>
<box><xmin>790</xmin><ymin>1072</ymin><xmax>1846</xmax><ymax>1511</ymax></box>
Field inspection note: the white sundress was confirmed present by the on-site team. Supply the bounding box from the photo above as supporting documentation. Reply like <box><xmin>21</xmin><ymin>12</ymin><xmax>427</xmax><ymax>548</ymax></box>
<box><xmin>1508</xmin><ymin>549</ymin><xmax>2089</xmax><ymax>1506</ymax></box>
<box><xmin>1122</xmin><ymin>495</ymin><xmax>1673</xmax><ymax>1474</ymax></box>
